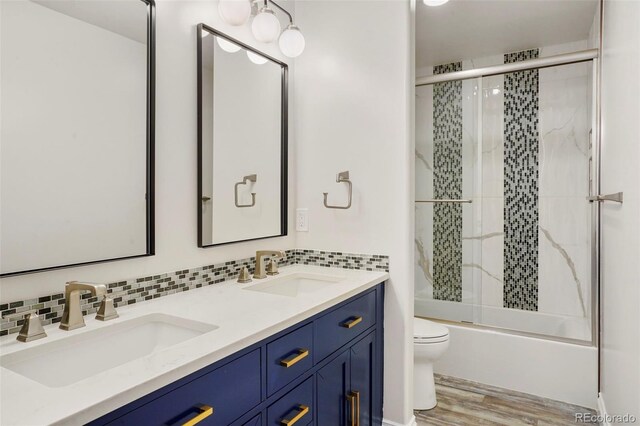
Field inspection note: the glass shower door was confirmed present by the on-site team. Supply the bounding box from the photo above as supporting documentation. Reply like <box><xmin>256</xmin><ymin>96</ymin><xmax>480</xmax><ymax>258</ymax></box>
<box><xmin>474</xmin><ymin>61</ymin><xmax>594</xmax><ymax>341</ymax></box>
<box><xmin>414</xmin><ymin>76</ymin><xmax>482</xmax><ymax>324</ymax></box>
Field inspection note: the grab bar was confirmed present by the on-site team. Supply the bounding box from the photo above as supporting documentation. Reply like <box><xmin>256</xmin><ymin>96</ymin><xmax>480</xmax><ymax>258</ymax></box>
<box><xmin>235</xmin><ymin>174</ymin><xmax>257</xmax><ymax>208</ymax></box>
<box><xmin>416</xmin><ymin>199</ymin><xmax>472</xmax><ymax>204</ymax></box>
<box><xmin>323</xmin><ymin>171</ymin><xmax>352</xmax><ymax>209</ymax></box>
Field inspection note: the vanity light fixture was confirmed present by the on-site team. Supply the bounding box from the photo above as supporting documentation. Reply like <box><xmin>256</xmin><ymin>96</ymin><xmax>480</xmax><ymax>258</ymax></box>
<box><xmin>279</xmin><ymin>23</ymin><xmax>305</xmax><ymax>58</ymax></box>
<box><xmin>251</xmin><ymin>1</ymin><xmax>281</xmax><ymax>43</ymax></box>
<box><xmin>423</xmin><ymin>0</ymin><xmax>450</xmax><ymax>6</ymax></box>
<box><xmin>269</xmin><ymin>0</ymin><xmax>305</xmax><ymax>58</ymax></box>
<box><xmin>218</xmin><ymin>0</ymin><xmax>252</xmax><ymax>26</ymax></box>
<box><xmin>218</xmin><ymin>0</ymin><xmax>305</xmax><ymax>57</ymax></box>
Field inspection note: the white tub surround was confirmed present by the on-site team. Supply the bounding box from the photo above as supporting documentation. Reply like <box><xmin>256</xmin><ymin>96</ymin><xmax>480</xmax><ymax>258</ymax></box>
<box><xmin>0</xmin><ymin>265</ymin><xmax>388</xmax><ymax>426</ymax></box>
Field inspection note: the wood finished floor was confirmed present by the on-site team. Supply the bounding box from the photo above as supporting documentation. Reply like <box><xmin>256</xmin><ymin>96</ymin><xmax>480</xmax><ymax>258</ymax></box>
<box><xmin>415</xmin><ymin>375</ymin><xmax>596</xmax><ymax>426</ymax></box>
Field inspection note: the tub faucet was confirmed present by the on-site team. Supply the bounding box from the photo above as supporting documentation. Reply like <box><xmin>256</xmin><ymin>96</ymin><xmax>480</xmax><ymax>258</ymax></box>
<box><xmin>59</xmin><ymin>281</ymin><xmax>107</xmax><ymax>331</ymax></box>
<box><xmin>254</xmin><ymin>250</ymin><xmax>285</xmax><ymax>279</ymax></box>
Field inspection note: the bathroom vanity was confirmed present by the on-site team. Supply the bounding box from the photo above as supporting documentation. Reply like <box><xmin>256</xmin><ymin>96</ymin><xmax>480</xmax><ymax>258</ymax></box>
<box><xmin>0</xmin><ymin>266</ymin><xmax>387</xmax><ymax>425</ymax></box>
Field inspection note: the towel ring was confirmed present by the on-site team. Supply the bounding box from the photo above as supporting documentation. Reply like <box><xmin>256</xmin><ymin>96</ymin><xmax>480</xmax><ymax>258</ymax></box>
<box><xmin>235</xmin><ymin>174</ymin><xmax>257</xmax><ymax>208</ymax></box>
<box><xmin>323</xmin><ymin>171</ymin><xmax>352</xmax><ymax>210</ymax></box>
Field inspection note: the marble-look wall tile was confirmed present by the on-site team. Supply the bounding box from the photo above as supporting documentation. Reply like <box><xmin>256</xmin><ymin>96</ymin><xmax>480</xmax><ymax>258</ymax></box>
<box><xmin>415</xmin><ymin>79</ymin><xmax>434</xmax><ymax>301</ymax></box>
<box><xmin>538</xmin><ymin>60</ymin><xmax>591</xmax><ymax>318</ymax></box>
<box><xmin>461</xmin><ymin>74</ymin><xmax>480</xmax><ymax>304</ymax></box>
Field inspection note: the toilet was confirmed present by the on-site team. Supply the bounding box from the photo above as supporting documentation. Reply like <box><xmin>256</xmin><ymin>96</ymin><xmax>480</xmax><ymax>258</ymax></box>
<box><xmin>413</xmin><ymin>317</ymin><xmax>450</xmax><ymax>410</ymax></box>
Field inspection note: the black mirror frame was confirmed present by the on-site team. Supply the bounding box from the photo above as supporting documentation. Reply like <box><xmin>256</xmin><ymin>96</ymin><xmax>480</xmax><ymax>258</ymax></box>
<box><xmin>197</xmin><ymin>23</ymin><xmax>288</xmax><ymax>248</ymax></box>
<box><xmin>0</xmin><ymin>0</ymin><xmax>156</xmax><ymax>277</ymax></box>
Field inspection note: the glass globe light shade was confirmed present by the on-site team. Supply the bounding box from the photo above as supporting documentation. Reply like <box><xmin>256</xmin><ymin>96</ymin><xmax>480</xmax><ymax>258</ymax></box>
<box><xmin>423</xmin><ymin>0</ymin><xmax>449</xmax><ymax>6</ymax></box>
<box><xmin>218</xmin><ymin>0</ymin><xmax>251</xmax><ymax>26</ymax></box>
<box><xmin>216</xmin><ymin>37</ymin><xmax>241</xmax><ymax>53</ymax></box>
<box><xmin>247</xmin><ymin>51</ymin><xmax>268</xmax><ymax>65</ymax></box>
<box><xmin>251</xmin><ymin>7</ymin><xmax>281</xmax><ymax>43</ymax></box>
<box><xmin>279</xmin><ymin>25</ymin><xmax>305</xmax><ymax>58</ymax></box>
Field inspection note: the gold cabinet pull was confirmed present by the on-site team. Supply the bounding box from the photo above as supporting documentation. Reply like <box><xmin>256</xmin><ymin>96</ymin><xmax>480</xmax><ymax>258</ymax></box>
<box><xmin>279</xmin><ymin>349</ymin><xmax>310</xmax><ymax>368</ymax></box>
<box><xmin>181</xmin><ymin>404</ymin><xmax>213</xmax><ymax>426</ymax></box>
<box><xmin>341</xmin><ymin>316</ymin><xmax>363</xmax><ymax>329</ymax></box>
<box><xmin>347</xmin><ymin>392</ymin><xmax>356</xmax><ymax>426</ymax></box>
<box><xmin>353</xmin><ymin>391</ymin><xmax>361</xmax><ymax>426</ymax></box>
<box><xmin>280</xmin><ymin>404</ymin><xmax>309</xmax><ymax>426</ymax></box>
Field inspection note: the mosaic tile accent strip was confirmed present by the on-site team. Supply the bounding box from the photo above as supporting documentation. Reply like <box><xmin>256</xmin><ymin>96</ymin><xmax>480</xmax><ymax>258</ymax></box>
<box><xmin>293</xmin><ymin>249</ymin><xmax>389</xmax><ymax>272</ymax></box>
<box><xmin>432</xmin><ymin>62</ymin><xmax>463</xmax><ymax>302</ymax></box>
<box><xmin>0</xmin><ymin>250</ymin><xmax>388</xmax><ymax>336</ymax></box>
<box><xmin>503</xmin><ymin>49</ymin><xmax>540</xmax><ymax>311</ymax></box>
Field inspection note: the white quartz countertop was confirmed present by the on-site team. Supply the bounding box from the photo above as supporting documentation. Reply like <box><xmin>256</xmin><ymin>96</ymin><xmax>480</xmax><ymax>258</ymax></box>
<box><xmin>0</xmin><ymin>265</ymin><xmax>388</xmax><ymax>425</ymax></box>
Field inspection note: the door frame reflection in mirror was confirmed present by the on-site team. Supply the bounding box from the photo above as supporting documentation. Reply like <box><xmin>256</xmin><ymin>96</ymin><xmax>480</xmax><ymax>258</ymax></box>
<box><xmin>196</xmin><ymin>23</ymin><xmax>288</xmax><ymax>248</ymax></box>
<box><xmin>0</xmin><ymin>0</ymin><xmax>156</xmax><ymax>277</ymax></box>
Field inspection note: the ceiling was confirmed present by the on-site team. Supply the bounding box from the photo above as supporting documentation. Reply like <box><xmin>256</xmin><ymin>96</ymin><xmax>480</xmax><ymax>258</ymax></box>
<box><xmin>416</xmin><ymin>0</ymin><xmax>599</xmax><ymax>70</ymax></box>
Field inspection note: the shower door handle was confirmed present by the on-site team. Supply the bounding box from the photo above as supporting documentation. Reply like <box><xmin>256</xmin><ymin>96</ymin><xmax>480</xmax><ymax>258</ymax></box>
<box><xmin>587</xmin><ymin>192</ymin><xmax>623</xmax><ymax>204</ymax></box>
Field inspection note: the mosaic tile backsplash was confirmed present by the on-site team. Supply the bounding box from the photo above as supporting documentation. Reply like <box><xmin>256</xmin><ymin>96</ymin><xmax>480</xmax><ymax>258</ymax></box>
<box><xmin>0</xmin><ymin>249</ymin><xmax>389</xmax><ymax>336</ymax></box>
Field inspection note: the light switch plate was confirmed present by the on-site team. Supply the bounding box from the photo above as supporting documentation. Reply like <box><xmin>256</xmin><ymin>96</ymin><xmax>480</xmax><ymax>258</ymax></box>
<box><xmin>296</xmin><ymin>208</ymin><xmax>309</xmax><ymax>232</ymax></box>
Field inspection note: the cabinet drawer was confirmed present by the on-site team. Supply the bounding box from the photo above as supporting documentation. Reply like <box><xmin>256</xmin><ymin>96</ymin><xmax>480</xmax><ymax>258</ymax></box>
<box><xmin>107</xmin><ymin>349</ymin><xmax>261</xmax><ymax>426</ymax></box>
<box><xmin>314</xmin><ymin>291</ymin><xmax>377</xmax><ymax>361</ymax></box>
<box><xmin>267</xmin><ymin>377</ymin><xmax>314</xmax><ymax>426</ymax></box>
<box><xmin>267</xmin><ymin>323</ymin><xmax>314</xmax><ymax>396</ymax></box>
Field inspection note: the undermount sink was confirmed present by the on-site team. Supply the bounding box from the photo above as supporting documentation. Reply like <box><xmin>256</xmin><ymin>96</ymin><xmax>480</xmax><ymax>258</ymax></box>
<box><xmin>244</xmin><ymin>272</ymin><xmax>345</xmax><ymax>297</ymax></box>
<box><xmin>0</xmin><ymin>313</ymin><xmax>218</xmax><ymax>388</ymax></box>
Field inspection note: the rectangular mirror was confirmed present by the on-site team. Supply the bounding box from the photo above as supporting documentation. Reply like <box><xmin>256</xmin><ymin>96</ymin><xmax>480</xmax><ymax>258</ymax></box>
<box><xmin>0</xmin><ymin>0</ymin><xmax>155</xmax><ymax>276</ymax></box>
<box><xmin>197</xmin><ymin>24</ymin><xmax>287</xmax><ymax>247</ymax></box>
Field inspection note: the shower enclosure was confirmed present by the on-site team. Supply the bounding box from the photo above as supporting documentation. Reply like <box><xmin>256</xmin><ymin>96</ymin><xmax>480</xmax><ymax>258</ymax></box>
<box><xmin>414</xmin><ymin>49</ymin><xmax>598</xmax><ymax>344</ymax></box>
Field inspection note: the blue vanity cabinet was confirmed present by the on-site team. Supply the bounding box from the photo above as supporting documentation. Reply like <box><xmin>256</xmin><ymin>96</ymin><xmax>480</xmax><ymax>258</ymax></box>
<box><xmin>89</xmin><ymin>283</ymin><xmax>384</xmax><ymax>426</ymax></box>
<box><xmin>100</xmin><ymin>349</ymin><xmax>262</xmax><ymax>426</ymax></box>
<box><xmin>316</xmin><ymin>332</ymin><xmax>380</xmax><ymax>426</ymax></box>
<box><xmin>314</xmin><ymin>290</ymin><xmax>377</xmax><ymax>361</ymax></box>
<box><xmin>350</xmin><ymin>332</ymin><xmax>381</xmax><ymax>426</ymax></box>
<box><xmin>241</xmin><ymin>414</ymin><xmax>261</xmax><ymax>426</ymax></box>
<box><xmin>266</xmin><ymin>323</ymin><xmax>314</xmax><ymax>396</ymax></box>
<box><xmin>316</xmin><ymin>350</ymin><xmax>350</xmax><ymax>425</ymax></box>
<box><xmin>266</xmin><ymin>376</ymin><xmax>314</xmax><ymax>425</ymax></box>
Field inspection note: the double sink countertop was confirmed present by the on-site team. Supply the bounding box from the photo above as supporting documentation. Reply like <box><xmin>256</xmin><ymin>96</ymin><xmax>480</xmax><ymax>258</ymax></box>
<box><xmin>0</xmin><ymin>265</ymin><xmax>388</xmax><ymax>426</ymax></box>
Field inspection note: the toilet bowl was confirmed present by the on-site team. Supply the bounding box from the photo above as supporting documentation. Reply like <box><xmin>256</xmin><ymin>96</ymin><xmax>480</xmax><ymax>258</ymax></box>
<box><xmin>413</xmin><ymin>317</ymin><xmax>450</xmax><ymax>410</ymax></box>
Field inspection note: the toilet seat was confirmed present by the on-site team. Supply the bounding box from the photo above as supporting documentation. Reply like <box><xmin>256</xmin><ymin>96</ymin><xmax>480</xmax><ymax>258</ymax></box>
<box><xmin>414</xmin><ymin>317</ymin><xmax>449</xmax><ymax>344</ymax></box>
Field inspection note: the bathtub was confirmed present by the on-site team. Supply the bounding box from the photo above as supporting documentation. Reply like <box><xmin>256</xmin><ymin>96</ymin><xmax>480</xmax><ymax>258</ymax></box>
<box><xmin>416</xmin><ymin>298</ymin><xmax>598</xmax><ymax>409</ymax></box>
<box><xmin>416</xmin><ymin>297</ymin><xmax>592</xmax><ymax>341</ymax></box>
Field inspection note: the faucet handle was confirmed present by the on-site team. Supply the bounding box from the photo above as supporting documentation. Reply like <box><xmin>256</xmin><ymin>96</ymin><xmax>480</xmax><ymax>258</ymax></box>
<box><xmin>237</xmin><ymin>266</ymin><xmax>252</xmax><ymax>283</ymax></box>
<box><xmin>3</xmin><ymin>310</ymin><xmax>47</xmax><ymax>343</ymax></box>
<box><xmin>95</xmin><ymin>295</ymin><xmax>119</xmax><ymax>321</ymax></box>
<box><xmin>266</xmin><ymin>259</ymin><xmax>280</xmax><ymax>276</ymax></box>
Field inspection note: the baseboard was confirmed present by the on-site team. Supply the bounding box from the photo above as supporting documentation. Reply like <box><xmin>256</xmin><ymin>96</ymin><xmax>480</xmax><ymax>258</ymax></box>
<box><xmin>382</xmin><ymin>415</ymin><xmax>417</xmax><ymax>426</ymax></box>
<box><xmin>597</xmin><ymin>393</ymin><xmax>611</xmax><ymax>426</ymax></box>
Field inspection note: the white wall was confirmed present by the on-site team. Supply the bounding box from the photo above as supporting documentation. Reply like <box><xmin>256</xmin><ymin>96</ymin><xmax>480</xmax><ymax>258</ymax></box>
<box><xmin>1</xmin><ymin>0</ymin><xmax>147</xmax><ymax>273</ymax></box>
<box><xmin>599</xmin><ymin>0</ymin><xmax>640</xmax><ymax>419</ymax></box>
<box><xmin>0</xmin><ymin>0</ymin><xmax>297</xmax><ymax>302</ymax></box>
<box><xmin>293</xmin><ymin>1</ymin><xmax>413</xmax><ymax>424</ymax></box>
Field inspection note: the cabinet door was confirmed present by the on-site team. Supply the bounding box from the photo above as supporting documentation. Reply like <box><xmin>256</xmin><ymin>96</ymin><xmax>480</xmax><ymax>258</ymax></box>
<box><xmin>316</xmin><ymin>350</ymin><xmax>350</xmax><ymax>426</ymax></box>
<box><xmin>350</xmin><ymin>332</ymin><xmax>381</xmax><ymax>426</ymax></box>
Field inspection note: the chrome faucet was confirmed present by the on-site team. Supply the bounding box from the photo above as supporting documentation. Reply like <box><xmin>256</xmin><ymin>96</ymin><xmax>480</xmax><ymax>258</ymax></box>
<box><xmin>59</xmin><ymin>281</ymin><xmax>111</xmax><ymax>331</ymax></box>
<box><xmin>254</xmin><ymin>250</ymin><xmax>285</xmax><ymax>279</ymax></box>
